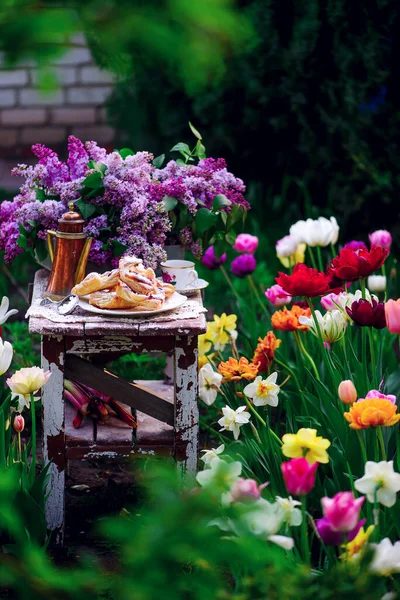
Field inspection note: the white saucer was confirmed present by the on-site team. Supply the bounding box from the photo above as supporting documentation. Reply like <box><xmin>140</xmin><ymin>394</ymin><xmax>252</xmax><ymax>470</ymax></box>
<box><xmin>175</xmin><ymin>278</ymin><xmax>209</xmax><ymax>296</ymax></box>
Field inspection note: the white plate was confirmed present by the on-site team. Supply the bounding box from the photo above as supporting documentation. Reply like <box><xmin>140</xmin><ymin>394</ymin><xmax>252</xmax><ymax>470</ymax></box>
<box><xmin>78</xmin><ymin>291</ymin><xmax>187</xmax><ymax>317</ymax></box>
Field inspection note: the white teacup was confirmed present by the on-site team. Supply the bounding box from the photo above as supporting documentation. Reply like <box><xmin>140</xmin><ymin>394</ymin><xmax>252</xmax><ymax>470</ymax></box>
<box><xmin>160</xmin><ymin>259</ymin><xmax>199</xmax><ymax>290</ymax></box>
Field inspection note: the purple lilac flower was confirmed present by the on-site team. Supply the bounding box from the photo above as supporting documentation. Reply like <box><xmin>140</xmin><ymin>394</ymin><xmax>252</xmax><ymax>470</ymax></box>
<box><xmin>67</xmin><ymin>136</ymin><xmax>89</xmax><ymax>179</ymax></box>
<box><xmin>231</xmin><ymin>254</ymin><xmax>257</xmax><ymax>277</ymax></box>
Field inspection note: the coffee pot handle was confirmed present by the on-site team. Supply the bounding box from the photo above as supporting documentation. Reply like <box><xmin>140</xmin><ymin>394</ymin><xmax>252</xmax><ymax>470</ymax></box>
<box><xmin>47</xmin><ymin>230</ymin><xmax>57</xmax><ymax>263</ymax></box>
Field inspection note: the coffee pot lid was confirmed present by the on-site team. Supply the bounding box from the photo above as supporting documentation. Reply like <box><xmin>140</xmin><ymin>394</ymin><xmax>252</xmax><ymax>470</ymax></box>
<box><xmin>58</xmin><ymin>202</ymin><xmax>85</xmax><ymax>232</ymax></box>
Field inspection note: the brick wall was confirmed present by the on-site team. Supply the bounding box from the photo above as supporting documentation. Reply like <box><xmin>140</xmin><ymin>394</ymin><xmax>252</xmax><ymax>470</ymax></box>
<box><xmin>0</xmin><ymin>34</ymin><xmax>116</xmax><ymax>160</ymax></box>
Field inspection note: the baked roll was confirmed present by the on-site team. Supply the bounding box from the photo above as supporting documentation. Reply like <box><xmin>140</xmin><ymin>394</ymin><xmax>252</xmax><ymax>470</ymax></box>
<box><xmin>72</xmin><ymin>269</ymin><xmax>119</xmax><ymax>297</ymax></box>
<box><xmin>89</xmin><ymin>289</ymin><xmax>137</xmax><ymax>310</ymax></box>
<box><xmin>120</xmin><ymin>262</ymin><xmax>158</xmax><ymax>295</ymax></box>
<box><xmin>115</xmin><ymin>281</ymin><xmax>148</xmax><ymax>307</ymax></box>
<box><xmin>159</xmin><ymin>282</ymin><xmax>175</xmax><ymax>299</ymax></box>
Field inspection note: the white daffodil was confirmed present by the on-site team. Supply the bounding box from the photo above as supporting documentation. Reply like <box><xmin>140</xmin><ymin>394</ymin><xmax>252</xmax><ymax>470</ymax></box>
<box><xmin>0</xmin><ymin>296</ymin><xmax>18</xmax><ymax>325</ymax></box>
<box><xmin>367</xmin><ymin>275</ymin><xmax>386</xmax><ymax>293</ymax></box>
<box><xmin>200</xmin><ymin>444</ymin><xmax>225</xmax><ymax>467</ymax></box>
<box><xmin>243</xmin><ymin>372</ymin><xmax>280</xmax><ymax>407</ymax></box>
<box><xmin>244</xmin><ymin>499</ymin><xmax>284</xmax><ymax>538</ymax></box>
<box><xmin>299</xmin><ymin>309</ymin><xmax>348</xmax><ymax>343</ymax></box>
<box><xmin>0</xmin><ymin>338</ymin><xmax>13</xmax><ymax>376</ymax></box>
<box><xmin>275</xmin><ymin>496</ymin><xmax>302</xmax><ymax>527</ymax></box>
<box><xmin>218</xmin><ymin>406</ymin><xmax>251</xmax><ymax>440</ymax></box>
<box><xmin>199</xmin><ymin>363</ymin><xmax>222</xmax><ymax>406</ymax></box>
<box><xmin>290</xmin><ymin>217</ymin><xmax>339</xmax><ymax>247</ymax></box>
<box><xmin>196</xmin><ymin>458</ymin><xmax>242</xmax><ymax>489</ymax></box>
<box><xmin>369</xmin><ymin>538</ymin><xmax>400</xmax><ymax>575</ymax></box>
<box><xmin>355</xmin><ymin>461</ymin><xmax>400</xmax><ymax>508</ymax></box>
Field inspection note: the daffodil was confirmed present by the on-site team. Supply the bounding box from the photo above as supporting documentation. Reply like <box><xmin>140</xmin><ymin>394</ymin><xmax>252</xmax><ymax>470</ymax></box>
<box><xmin>207</xmin><ymin>313</ymin><xmax>237</xmax><ymax>351</ymax></box>
<box><xmin>275</xmin><ymin>496</ymin><xmax>302</xmax><ymax>526</ymax></box>
<box><xmin>243</xmin><ymin>372</ymin><xmax>280</xmax><ymax>407</ymax></box>
<box><xmin>199</xmin><ymin>364</ymin><xmax>222</xmax><ymax>406</ymax></box>
<box><xmin>218</xmin><ymin>406</ymin><xmax>251</xmax><ymax>440</ymax></box>
<box><xmin>200</xmin><ymin>444</ymin><xmax>225</xmax><ymax>467</ymax></box>
<box><xmin>369</xmin><ymin>538</ymin><xmax>400</xmax><ymax>575</ymax></box>
<box><xmin>0</xmin><ymin>338</ymin><xmax>13</xmax><ymax>376</ymax></box>
<box><xmin>281</xmin><ymin>428</ymin><xmax>331</xmax><ymax>464</ymax></box>
<box><xmin>355</xmin><ymin>461</ymin><xmax>400</xmax><ymax>507</ymax></box>
<box><xmin>196</xmin><ymin>458</ymin><xmax>242</xmax><ymax>489</ymax></box>
<box><xmin>0</xmin><ymin>296</ymin><xmax>18</xmax><ymax>325</ymax></box>
<box><xmin>341</xmin><ymin>525</ymin><xmax>374</xmax><ymax>560</ymax></box>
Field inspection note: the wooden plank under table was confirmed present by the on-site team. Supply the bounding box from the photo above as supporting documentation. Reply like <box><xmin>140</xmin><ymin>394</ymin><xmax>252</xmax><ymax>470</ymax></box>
<box><xmin>29</xmin><ymin>269</ymin><xmax>206</xmax><ymax>547</ymax></box>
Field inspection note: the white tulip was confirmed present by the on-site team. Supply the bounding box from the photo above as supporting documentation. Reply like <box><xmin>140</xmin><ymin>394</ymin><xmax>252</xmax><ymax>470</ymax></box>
<box><xmin>367</xmin><ymin>275</ymin><xmax>386</xmax><ymax>293</ymax></box>
<box><xmin>275</xmin><ymin>496</ymin><xmax>302</xmax><ymax>526</ymax></box>
<box><xmin>290</xmin><ymin>217</ymin><xmax>339</xmax><ymax>247</ymax></box>
<box><xmin>355</xmin><ymin>461</ymin><xmax>400</xmax><ymax>508</ymax></box>
<box><xmin>0</xmin><ymin>338</ymin><xmax>13</xmax><ymax>376</ymax></box>
<box><xmin>369</xmin><ymin>538</ymin><xmax>400</xmax><ymax>575</ymax></box>
<box><xmin>200</xmin><ymin>444</ymin><xmax>225</xmax><ymax>467</ymax></box>
<box><xmin>276</xmin><ymin>235</ymin><xmax>299</xmax><ymax>258</ymax></box>
<box><xmin>198</xmin><ymin>364</ymin><xmax>223</xmax><ymax>406</ymax></box>
<box><xmin>0</xmin><ymin>296</ymin><xmax>18</xmax><ymax>325</ymax></box>
<box><xmin>299</xmin><ymin>309</ymin><xmax>348</xmax><ymax>343</ymax></box>
<box><xmin>243</xmin><ymin>372</ymin><xmax>280</xmax><ymax>407</ymax></box>
<box><xmin>218</xmin><ymin>406</ymin><xmax>251</xmax><ymax>440</ymax></box>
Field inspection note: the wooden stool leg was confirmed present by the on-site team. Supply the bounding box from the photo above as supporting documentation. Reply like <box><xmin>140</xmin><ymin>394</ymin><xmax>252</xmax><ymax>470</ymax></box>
<box><xmin>174</xmin><ymin>335</ymin><xmax>199</xmax><ymax>474</ymax></box>
<box><xmin>41</xmin><ymin>335</ymin><xmax>66</xmax><ymax>547</ymax></box>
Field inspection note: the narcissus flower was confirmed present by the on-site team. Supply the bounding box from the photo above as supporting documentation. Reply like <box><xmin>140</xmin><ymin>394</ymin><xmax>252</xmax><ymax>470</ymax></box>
<box><xmin>342</xmin><ymin>525</ymin><xmax>374</xmax><ymax>560</ymax></box>
<box><xmin>385</xmin><ymin>299</ymin><xmax>400</xmax><ymax>334</ymax></box>
<box><xmin>369</xmin><ymin>229</ymin><xmax>392</xmax><ymax>250</ymax></box>
<box><xmin>281</xmin><ymin>457</ymin><xmax>318</xmax><ymax>495</ymax></box>
<box><xmin>281</xmin><ymin>428</ymin><xmax>331</xmax><ymax>464</ymax></box>
<box><xmin>321</xmin><ymin>492</ymin><xmax>365</xmax><ymax>533</ymax></box>
<box><xmin>338</xmin><ymin>380</ymin><xmax>358</xmax><ymax>405</ymax></box>
<box><xmin>7</xmin><ymin>367</ymin><xmax>51</xmax><ymax>399</ymax></box>
<box><xmin>207</xmin><ymin>313</ymin><xmax>237</xmax><ymax>351</ymax></box>
<box><xmin>355</xmin><ymin>461</ymin><xmax>400</xmax><ymax>507</ymax></box>
<box><xmin>244</xmin><ymin>372</ymin><xmax>280</xmax><ymax>407</ymax></box>
<box><xmin>252</xmin><ymin>332</ymin><xmax>281</xmax><ymax>372</ymax></box>
<box><xmin>218</xmin><ymin>406</ymin><xmax>251</xmax><ymax>440</ymax></box>
<box><xmin>0</xmin><ymin>296</ymin><xmax>18</xmax><ymax>325</ymax></box>
<box><xmin>196</xmin><ymin>458</ymin><xmax>242</xmax><ymax>489</ymax></box>
<box><xmin>276</xmin><ymin>496</ymin><xmax>302</xmax><ymax>526</ymax></box>
<box><xmin>276</xmin><ymin>263</ymin><xmax>339</xmax><ymax>298</ymax></box>
<box><xmin>218</xmin><ymin>357</ymin><xmax>258</xmax><ymax>382</ymax></box>
<box><xmin>346</xmin><ymin>298</ymin><xmax>386</xmax><ymax>329</ymax></box>
<box><xmin>199</xmin><ymin>364</ymin><xmax>223</xmax><ymax>406</ymax></box>
<box><xmin>233</xmin><ymin>233</ymin><xmax>258</xmax><ymax>254</ymax></box>
<box><xmin>299</xmin><ymin>309</ymin><xmax>348</xmax><ymax>343</ymax></box>
<box><xmin>200</xmin><ymin>444</ymin><xmax>225</xmax><ymax>467</ymax></box>
<box><xmin>344</xmin><ymin>398</ymin><xmax>400</xmax><ymax>430</ymax></box>
<box><xmin>369</xmin><ymin>538</ymin><xmax>400</xmax><ymax>575</ymax></box>
<box><xmin>328</xmin><ymin>244</ymin><xmax>389</xmax><ymax>281</ymax></box>
<box><xmin>0</xmin><ymin>338</ymin><xmax>13</xmax><ymax>376</ymax></box>
<box><xmin>271</xmin><ymin>305</ymin><xmax>311</xmax><ymax>332</ymax></box>
<box><xmin>265</xmin><ymin>284</ymin><xmax>292</xmax><ymax>307</ymax></box>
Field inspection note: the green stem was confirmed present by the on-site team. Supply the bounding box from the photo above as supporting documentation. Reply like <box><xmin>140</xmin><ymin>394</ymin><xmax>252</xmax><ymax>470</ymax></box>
<box><xmin>377</xmin><ymin>427</ymin><xmax>387</xmax><ymax>461</ymax></box>
<box><xmin>305</xmin><ymin>297</ymin><xmax>336</xmax><ymax>384</ymax></box>
<box><xmin>360</xmin><ymin>279</ymin><xmax>370</xmax><ymax>392</ymax></box>
<box><xmin>301</xmin><ymin>497</ymin><xmax>310</xmax><ymax>565</ymax></box>
<box><xmin>274</xmin><ymin>357</ymin><xmax>309</xmax><ymax>417</ymax></box>
<box><xmin>219</xmin><ymin>265</ymin><xmax>241</xmax><ymax>302</ymax></box>
<box><xmin>341</xmin><ymin>336</ymin><xmax>352</xmax><ymax>379</ymax></box>
<box><xmin>247</xmin><ymin>275</ymin><xmax>269</xmax><ymax>316</ymax></box>
<box><xmin>308</xmin><ymin>247</ymin><xmax>318</xmax><ymax>270</ymax></box>
<box><xmin>367</xmin><ymin>327</ymin><xmax>377</xmax><ymax>389</ymax></box>
<box><xmin>294</xmin><ymin>331</ymin><xmax>320</xmax><ymax>380</ymax></box>
<box><xmin>30</xmin><ymin>393</ymin><xmax>36</xmax><ymax>481</ymax></box>
<box><xmin>356</xmin><ymin>430</ymin><xmax>368</xmax><ymax>464</ymax></box>
<box><xmin>316</xmin><ymin>246</ymin><xmax>324</xmax><ymax>272</ymax></box>
<box><xmin>243</xmin><ymin>394</ymin><xmax>267</xmax><ymax>427</ymax></box>
<box><xmin>0</xmin><ymin>408</ymin><xmax>5</xmax><ymax>469</ymax></box>
<box><xmin>330</xmin><ymin>242</ymin><xmax>337</xmax><ymax>261</ymax></box>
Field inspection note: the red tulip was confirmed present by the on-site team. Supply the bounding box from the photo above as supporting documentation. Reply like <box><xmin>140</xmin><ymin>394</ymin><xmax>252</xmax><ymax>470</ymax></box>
<box><xmin>328</xmin><ymin>244</ymin><xmax>388</xmax><ymax>282</ymax></box>
<box><xmin>276</xmin><ymin>263</ymin><xmax>339</xmax><ymax>298</ymax></box>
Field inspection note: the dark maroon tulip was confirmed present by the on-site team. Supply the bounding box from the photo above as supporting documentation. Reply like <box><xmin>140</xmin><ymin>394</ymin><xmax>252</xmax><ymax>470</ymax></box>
<box><xmin>346</xmin><ymin>299</ymin><xmax>386</xmax><ymax>330</ymax></box>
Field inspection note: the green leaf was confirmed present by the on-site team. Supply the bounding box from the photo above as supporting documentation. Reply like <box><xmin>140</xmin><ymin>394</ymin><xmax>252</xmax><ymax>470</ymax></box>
<box><xmin>162</xmin><ymin>196</ymin><xmax>178</xmax><ymax>212</ymax></box>
<box><xmin>82</xmin><ymin>171</ymin><xmax>103</xmax><ymax>189</ymax></box>
<box><xmin>176</xmin><ymin>158</ymin><xmax>186</xmax><ymax>166</ymax></box>
<box><xmin>189</xmin><ymin>121</ymin><xmax>202</xmax><ymax>140</ymax></box>
<box><xmin>195</xmin><ymin>139</ymin><xmax>206</xmax><ymax>158</ymax></box>
<box><xmin>77</xmin><ymin>199</ymin><xmax>96</xmax><ymax>219</ymax></box>
<box><xmin>86</xmin><ymin>186</ymin><xmax>105</xmax><ymax>199</ymax></box>
<box><xmin>214</xmin><ymin>239</ymin><xmax>226</xmax><ymax>259</ymax></box>
<box><xmin>220</xmin><ymin>211</ymin><xmax>228</xmax><ymax>225</ymax></box>
<box><xmin>35</xmin><ymin>189</ymin><xmax>45</xmax><ymax>201</ymax></box>
<box><xmin>153</xmin><ymin>154</ymin><xmax>165</xmax><ymax>168</ymax></box>
<box><xmin>119</xmin><ymin>148</ymin><xmax>135</xmax><ymax>159</ymax></box>
<box><xmin>225</xmin><ymin>230</ymin><xmax>236</xmax><ymax>245</ymax></box>
<box><xmin>195</xmin><ymin>208</ymin><xmax>218</xmax><ymax>235</ymax></box>
<box><xmin>17</xmin><ymin>233</ymin><xmax>27</xmax><ymax>249</ymax></box>
<box><xmin>35</xmin><ymin>239</ymin><xmax>48</xmax><ymax>262</ymax></box>
<box><xmin>212</xmin><ymin>194</ymin><xmax>232</xmax><ymax>211</ymax></box>
<box><xmin>170</xmin><ymin>142</ymin><xmax>191</xmax><ymax>154</ymax></box>
<box><xmin>111</xmin><ymin>240</ymin><xmax>129</xmax><ymax>257</ymax></box>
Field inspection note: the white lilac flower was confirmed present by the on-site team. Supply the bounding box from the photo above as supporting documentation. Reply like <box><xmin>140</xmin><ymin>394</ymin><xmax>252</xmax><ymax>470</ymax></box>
<box><xmin>0</xmin><ymin>297</ymin><xmax>18</xmax><ymax>325</ymax></box>
<box><xmin>275</xmin><ymin>496</ymin><xmax>302</xmax><ymax>526</ymax></box>
<box><xmin>289</xmin><ymin>217</ymin><xmax>339</xmax><ymax>247</ymax></box>
<box><xmin>367</xmin><ymin>275</ymin><xmax>386</xmax><ymax>293</ymax></box>
<box><xmin>218</xmin><ymin>406</ymin><xmax>251</xmax><ymax>440</ymax></box>
<box><xmin>199</xmin><ymin>364</ymin><xmax>223</xmax><ymax>406</ymax></box>
<box><xmin>196</xmin><ymin>458</ymin><xmax>242</xmax><ymax>489</ymax></box>
<box><xmin>299</xmin><ymin>309</ymin><xmax>348</xmax><ymax>343</ymax></box>
<box><xmin>355</xmin><ymin>461</ymin><xmax>400</xmax><ymax>508</ymax></box>
<box><xmin>200</xmin><ymin>444</ymin><xmax>225</xmax><ymax>467</ymax></box>
<box><xmin>369</xmin><ymin>538</ymin><xmax>400</xmax><ymax>575</ymax></box>
<box><xmin>0</xmin><ymin>338</ymin><xmax>13</xmax><ymax>376</ymax></box>
<box><xmin>243</xmin><ymin>372</ymin><xmax>280</xmax><ymax>407</ymax></box>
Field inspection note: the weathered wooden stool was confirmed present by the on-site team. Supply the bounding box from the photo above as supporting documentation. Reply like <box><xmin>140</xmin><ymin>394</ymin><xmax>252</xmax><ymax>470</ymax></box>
<box><xmin>29</xmin><ymin>271</ymin><xmax>206</xmax><ymax>546</ymax></box>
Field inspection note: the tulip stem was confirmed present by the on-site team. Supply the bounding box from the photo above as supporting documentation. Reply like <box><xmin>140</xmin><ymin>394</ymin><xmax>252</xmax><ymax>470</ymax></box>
<box><xmin>293</xmin><ymin>331</ymin><xmax>320</xmax><ymax>381</ymax></box>
<box><xmin>301</xmin><ymin>497</ymin><xmax>310</xmax><ymax>565</ymax></box>
<box><xmin>219</xmin><ymin>265</ymin><xmax>241</xmax><ymax>302</ymax></box>
<box><xmin>377</xmin><ymin>427</ymin><xmax>387</xmax><ymax>461</ymax></box>
<box><xmin>356</xmin><ymin>430</ymin><xmax>368</xmax><ymax>464</ymax></box>
<box><xmin>307</xmin><ymin>247</ymin><xmax>318</xmax><ymax>271</ymax></box>
<box><xmin>247</xmin><ymin>275</ymin><xmax>269</xmax><ymax>316</ymax></box>
<box><xmin>30</xmin><ymin>393</ymin><xmax>36</xmax><ymax>482</ymax></box>
<box><xmin>305</xmin><ymin>298</ymin><xmax>336</xmax><ymax>385</ymax></box>
<box><xmin>367</xmin><ymin>328</ymin><xmax>378</xmax><ymax>389</ymax></box>
<box><xmin>18</xmin><ymin>432</ymin><xmax>22</xmax><ymax>462</ymax></box>
<box><xmin>316</xmin><ymin>246</ymin><xmax>324</xmax><ymax>272</ymax></box>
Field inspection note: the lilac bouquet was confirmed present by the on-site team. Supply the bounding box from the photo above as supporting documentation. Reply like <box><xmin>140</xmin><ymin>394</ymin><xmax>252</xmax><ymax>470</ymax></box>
<box><xmin>0</xmin><ymin>132</ymin><xmax>249</xmax><ymax>269</ymax></box>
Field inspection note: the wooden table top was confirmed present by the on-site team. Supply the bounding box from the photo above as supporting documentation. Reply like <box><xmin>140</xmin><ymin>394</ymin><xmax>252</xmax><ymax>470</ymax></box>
<box><xmin>29</xmin><ymin>270</ymin><xmax>207</xmax><ymax>338</ymax></box>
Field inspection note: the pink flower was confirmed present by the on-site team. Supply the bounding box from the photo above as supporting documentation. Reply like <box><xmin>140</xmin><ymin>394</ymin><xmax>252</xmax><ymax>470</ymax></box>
<box><xmin>233</xmin><ymin>233</ymin><xmax>258</xmax><ymax>254</ymax></box>
<box><xmin>265</xmin><ymin>284</ymin><xmax>292</xmax><ymax>307</ymax></box>
<box><xmin>321</xmin><ymin>492</ymin><xmax>364</xmax><ymax>532</ymax></box>
<box><xmin>230</xmin><ymin>477</ymin><xmax>268</xmax><ymax>503</ymax></box>
<box><xmin>13</xmin><ymin>415</ymin><xmax>25</xmax><ymax>433</ymax></box>
<box><xmin>344</xmin><ymin>240</ymin><xmax>367</xmax><ymax>251</ymax></box>
<box><xmin>361</xmin><ymin>389</ymin><xmax>396</xmax><ymax>405</ymax></box>
<box><xmin>281</xmin><ymin>457</ymin><xmax>318</xmax><ymax>496</ymax></box>
<box><xmin>201</xmin><ymin>245</ymin><xmax>227</xmax><ymax>270</ymax></box>
<box><xmin>338</xmin><ymin>380</ymin><xmax>358</xmax><ymax>405</ymax></box>
<box><xmin>385</xmin><ymin>299</ymin><xmax>400</xmax><ymax>334</ymax></box>
<box><xmin>316</xmin><ymin>517</ymin><xmax>366</xmax><ymax>546</ymax></box>
<box><xmin>320</xmin><ymin>292</ymin><xmax>346</xmax><ymax>311</ymax></box>
<box><xmin>231</xmin><ymin>254</ymin><xmax>257</xmax><ymax>278</ymax></box>
<box><xmin>369</xmin><ymin>229</ymin><xmax>392</xmax><ymax>250</ymax></box>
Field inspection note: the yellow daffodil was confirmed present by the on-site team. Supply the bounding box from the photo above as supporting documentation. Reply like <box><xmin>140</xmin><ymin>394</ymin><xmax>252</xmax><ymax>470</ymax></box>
<box><xmin>341</xmin><ymin>525</ymin><xmax>374</xmax><ymax>560</ymax></box>
<box><xmin>277</xmin><ymin>243</ymin><xmax>306</xmax><ymax>268</ymax></box>
<box><xmin>207</xmin><ymin>313</ymin><xmax>237</xmax><ymax>351</ymax></box>
<box><xmin>281</xmin><ymin>428</ymin><xmax>331</xmax><ymax>464</ymax></box>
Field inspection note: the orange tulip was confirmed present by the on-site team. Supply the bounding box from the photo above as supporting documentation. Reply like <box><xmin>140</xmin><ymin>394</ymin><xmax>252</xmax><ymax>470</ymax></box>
<box><xmin>344</xmin><ymin>398</ymin><xmax>400</xmax><ymax>430</ymax></box>
<box><xmin>218</xmin><ymin>357</ymin><xmax>258</xmax><ymax>382</ymax></box>
<box><xmin>271</xmin><ymin>305</ymin><xmax>311</xmax><ymax>332</ymax></box>
<box><xmin>252</xmin><ymin>331</ymin><xmax>282</xmax><ymax>372</ymax></box>
<box><xmin>385</xmin><ymin>299</ymin><xmax>400</xmax><ymax>334</ymax></box>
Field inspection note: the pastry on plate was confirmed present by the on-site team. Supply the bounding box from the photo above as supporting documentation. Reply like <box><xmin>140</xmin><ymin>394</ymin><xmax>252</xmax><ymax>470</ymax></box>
<box><xmin>120</xmin><ymin>261</ymin><xmax>158</xmax><ymax>295</ymax></box>
<box><xmin>72</xmin><ymin>269</ymin><xmax>119</xmax><ymax>297</ymax></box>
<box><xmin>115</xmin><ymin>281</ymin><xmax>149</xmax><ymax>307</ymax></box>
<box><xmin>159</xmin><ymin>282</ymin><xmax>175</xmax><ymax>299</ymax></box>
<box><xmin>89</xmin><ymin>289</ymin><xmax>137</xmax><ymax>310</ymax></box>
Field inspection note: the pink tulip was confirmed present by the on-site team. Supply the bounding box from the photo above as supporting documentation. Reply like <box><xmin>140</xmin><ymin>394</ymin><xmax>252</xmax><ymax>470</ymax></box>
<box><xmin>321</xmin><ymin>492</ymin><xmax>364</xmax><ymax>532</ymax></box>
<box><xmin>385</xmin><ymin>299</ymin><xmax>400</xmax><ymax>334</ymax></box>
<box><xmin>230</xmin><ymin>477</ymin><xmax>268</xmax><ymax>503</ymax></box>
<box><xmin>359</xmin><ymin>389</ymin><xmax>396</xmax><ymax>405</ymax></box>
<box><xmin>281</xmin><ymin>457</ymin><xmax>318</xmax><ymax>496</ymax></box>
<box><xmin>369</xmin><ymin>230</ymin><xmax>392</xmax><ymax>250</ymax></box>
<box><xmin>233</xmin><ymin>234</ymin><xmax>259</xmax><ymax>254</ymax></box>
<box><xmin>13</xmin><ymin>415</ymin><xmax>25</xmax><ymax>433</ymax></box>
<box><xmin>265</xmin><ymin>284</ymin><xmax>292</xmax><ymax>307</ymax></box>
<box><xmin>338</xmin><ymin>380</ymin><xmax>358</xmax><ymax>405</ymax></box>
<box><xmin>320</xmin><ymin>292</ymin><xmax>346</xmax><ymax>312</ymax></box>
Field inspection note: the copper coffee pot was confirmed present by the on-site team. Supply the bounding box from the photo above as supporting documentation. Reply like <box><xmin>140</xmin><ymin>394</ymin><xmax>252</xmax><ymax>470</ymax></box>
<box><xmin>44</xmin><ymin>202</ymin><xmax>93</xmax><ymax>300</ymax></box>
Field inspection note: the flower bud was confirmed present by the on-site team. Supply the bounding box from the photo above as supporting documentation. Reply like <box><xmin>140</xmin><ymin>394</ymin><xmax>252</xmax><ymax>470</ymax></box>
<box><xmin>230</xmin><ymin>477</ymin><xmax>268</xmax><ymax>503</ymax></box>
<box><xmin>338</xmin><ymin>380</ymin><xmax>357</xmax><ymax>405</ymax></box>
<box><xmin>385</xmin><ymin>299</ymin><xmax>400</xmax><ymax>334</ymax></box>
<box><xmin>367</xmin><ymin>275</ymin><xmax>386</xmax><ymax>293</ymax></box>
<box><xmin>369</xmin><ymin>229</ymin><xmax>392</xmax><ymax>250</ymax></box>
<box><xmin>13</xmin><ymin>415</ymin><xmax>25</xmax><ymax>433</ymax></box>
